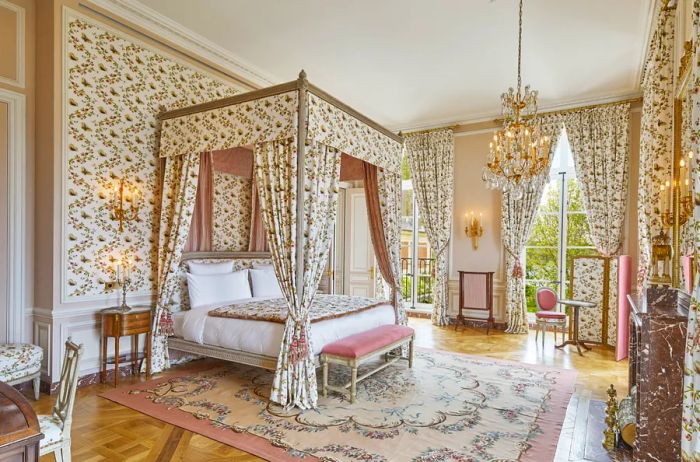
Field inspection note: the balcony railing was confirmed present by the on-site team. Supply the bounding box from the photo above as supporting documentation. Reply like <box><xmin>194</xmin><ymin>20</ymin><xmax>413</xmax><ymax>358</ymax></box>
<box><xmin>400</xmin><ymin>257</ymin><xmax>435</xmax><ymax>305</ymax></box>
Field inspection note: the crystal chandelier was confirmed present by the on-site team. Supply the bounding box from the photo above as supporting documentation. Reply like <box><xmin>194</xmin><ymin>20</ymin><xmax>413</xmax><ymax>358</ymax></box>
<box><xmin>482</xmin><ymin>0</ymin><xmax>550</xmax><ymax>199</ymax></box>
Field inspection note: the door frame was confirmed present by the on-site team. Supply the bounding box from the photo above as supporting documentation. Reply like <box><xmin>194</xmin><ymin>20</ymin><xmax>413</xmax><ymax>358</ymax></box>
<box><xmin>0</xmin><ymin>88</ymin><xmax>27</xmax><ymax>343</ymax></box>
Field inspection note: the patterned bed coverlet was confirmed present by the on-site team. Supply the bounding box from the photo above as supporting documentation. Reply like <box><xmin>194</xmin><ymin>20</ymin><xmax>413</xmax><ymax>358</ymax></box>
<box><xmin>208</xmin><ymin>294</ymin><xmax>390</xmax><ymax>324</ymax></box>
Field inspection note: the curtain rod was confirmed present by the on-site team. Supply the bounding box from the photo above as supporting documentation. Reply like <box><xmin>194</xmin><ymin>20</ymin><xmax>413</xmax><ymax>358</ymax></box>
<box><xmin>403</xmin><ymin>96</ymin><xmax>643</xmax><ymax>136</ymax></box>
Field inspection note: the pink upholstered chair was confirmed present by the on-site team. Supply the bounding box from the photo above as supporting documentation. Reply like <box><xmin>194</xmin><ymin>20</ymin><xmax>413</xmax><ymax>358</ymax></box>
<box><xmin>535</xmin><ymin>287</ymin><xmax>566</xmax><ymax>347</ymax></box>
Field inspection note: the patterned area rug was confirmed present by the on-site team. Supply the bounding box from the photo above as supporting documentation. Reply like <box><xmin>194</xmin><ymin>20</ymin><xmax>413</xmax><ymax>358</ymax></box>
<box><xmin>101</xmin><ymin>349</ymin><xmax>576</xmax><ymax>462</ymax></box>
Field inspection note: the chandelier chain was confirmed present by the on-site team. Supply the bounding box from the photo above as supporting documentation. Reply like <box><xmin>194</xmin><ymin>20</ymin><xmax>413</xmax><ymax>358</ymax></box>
<box><xmin>517</xmin><ymin>0</ymin><xmax>523</xmax><ymax>96</ymax></box>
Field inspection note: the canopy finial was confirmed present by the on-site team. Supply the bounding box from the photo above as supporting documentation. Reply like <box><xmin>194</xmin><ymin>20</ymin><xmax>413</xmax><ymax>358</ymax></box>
<box><xmin>298</xmin><ymin>69</ymin><xmax>307</xmax><ymax>80</ymax></box>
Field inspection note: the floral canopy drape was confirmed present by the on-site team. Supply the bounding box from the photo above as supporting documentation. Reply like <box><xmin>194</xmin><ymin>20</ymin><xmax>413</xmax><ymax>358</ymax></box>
<box><xmin>405</xmin><ymin>129</ymin><xmax>455</xmax><ymax>326</ymax></box>
<box><xmin>154</xmin><ymin>79</ymin><xmax>404</xmax><ymax>409</ymax></box>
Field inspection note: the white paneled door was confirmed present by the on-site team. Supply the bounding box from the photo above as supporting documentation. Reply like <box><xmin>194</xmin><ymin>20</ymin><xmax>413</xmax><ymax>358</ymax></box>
<box><xmin>344</xmin><ymin>188</ymin><xmax>375</xmax><ymax>297</ymax></box>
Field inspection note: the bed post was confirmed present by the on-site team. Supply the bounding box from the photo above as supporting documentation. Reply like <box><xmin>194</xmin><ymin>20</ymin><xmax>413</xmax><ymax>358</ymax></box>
<box><xmin>295</xmin><ymin>70</ymin><xmax>308</xmax><ymax>303</ymax></box>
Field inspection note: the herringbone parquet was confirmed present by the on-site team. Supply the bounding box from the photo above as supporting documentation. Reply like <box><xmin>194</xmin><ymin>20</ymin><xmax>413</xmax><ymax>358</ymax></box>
<box><xmin>28</xmin><ymin>318</ymin><xmax>627</xmax><ymax>461</ymax></box>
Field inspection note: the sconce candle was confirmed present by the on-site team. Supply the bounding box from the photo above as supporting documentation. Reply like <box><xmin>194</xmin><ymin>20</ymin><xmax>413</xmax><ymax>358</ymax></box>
<box><xmin>111</xmin><ymin>178</ymin><xmax>141</xmax><ymax>232</ymax></box>
<box><xmin>465</xmin><ymin>211</ymin><xmax>484</xmax><ymax>250</ymax></box>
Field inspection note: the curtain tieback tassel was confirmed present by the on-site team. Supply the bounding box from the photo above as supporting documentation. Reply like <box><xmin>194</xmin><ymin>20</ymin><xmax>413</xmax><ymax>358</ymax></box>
<box><xmin>289</xmin><ymin>326</ymin><xmax>309</xmax><ymax>365</ymax></box>
<box><xmin>157</xmin><ymin>309</ymin><xmax>175</xmax><ymax>337</ymax></box>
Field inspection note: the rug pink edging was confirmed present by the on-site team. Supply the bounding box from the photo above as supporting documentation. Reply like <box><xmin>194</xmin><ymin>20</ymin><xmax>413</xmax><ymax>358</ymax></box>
<box><xmin>100</xmin><ymin>349</ymin><xmax>577</xmax><ymax>462</ymax></box>
<box><xmin>100</xmin><ymin>360</ymin><xmax>307</xmax><ymax>462</ymax></box>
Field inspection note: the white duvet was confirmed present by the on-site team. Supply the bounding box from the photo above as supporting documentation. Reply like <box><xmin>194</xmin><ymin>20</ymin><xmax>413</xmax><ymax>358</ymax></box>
<box><xmin>172</xmin><ymin>297</ymin><xmax>396</xmax><ymax>357</ymax></box>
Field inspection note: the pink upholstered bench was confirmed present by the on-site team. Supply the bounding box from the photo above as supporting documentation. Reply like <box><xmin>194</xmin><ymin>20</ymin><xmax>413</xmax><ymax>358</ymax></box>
<box><xmin>320</xmin><ymin>324</ymin><xmax>415</xmax><ymax>403</ymax></box>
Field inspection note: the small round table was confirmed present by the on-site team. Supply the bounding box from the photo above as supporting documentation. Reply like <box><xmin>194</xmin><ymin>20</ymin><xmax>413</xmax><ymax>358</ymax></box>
<box><xmin>100</xmin><ymin>306</ymin><xmax>152</xmax><ymax>387</ymax></box>
<box><xmin>555</xmin><ymin>299</ymin><xmax>596</xmax><ymax>356</ymax></box>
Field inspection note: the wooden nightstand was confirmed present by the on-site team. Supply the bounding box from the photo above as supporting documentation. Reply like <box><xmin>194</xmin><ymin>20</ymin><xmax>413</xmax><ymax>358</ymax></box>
<box><xmin>100</xmin><ymin>307</ymin><xmax>152</xmax><ymax>386</ymax></box>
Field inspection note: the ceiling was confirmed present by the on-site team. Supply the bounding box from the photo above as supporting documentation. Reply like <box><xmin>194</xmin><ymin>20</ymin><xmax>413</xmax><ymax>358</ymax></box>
<box><xmin>135</xmin><ymin>0</ymin><xmax>653</xmax><ymax>131</ymax></box>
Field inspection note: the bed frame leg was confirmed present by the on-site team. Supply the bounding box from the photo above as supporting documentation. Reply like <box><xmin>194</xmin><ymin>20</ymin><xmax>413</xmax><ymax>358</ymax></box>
<box><xmin>322</xmin><ymin>356</ymin><xmax>328</xmax><ymax>398</ymax></box>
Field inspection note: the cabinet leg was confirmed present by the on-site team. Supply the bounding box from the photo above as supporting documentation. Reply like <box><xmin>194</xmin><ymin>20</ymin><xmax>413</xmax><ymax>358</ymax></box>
<box><xmin>114</xmin><ymin>336</ymin><xmax>120</xmax><ymax>387</ymax></box>
<box><xmin>132</xmin><ymin>335</ymin><xmax>139</xmax><ymax>375</ymax></box>
<box><xmin>146</xmin><ymin>332</ymin><xmax>152</xmax><ymax>380</ymax></box>
<box><xmin>101</xmin><ymin>335</ymin><xmax>107</xmax><ymax>384</ymax></box>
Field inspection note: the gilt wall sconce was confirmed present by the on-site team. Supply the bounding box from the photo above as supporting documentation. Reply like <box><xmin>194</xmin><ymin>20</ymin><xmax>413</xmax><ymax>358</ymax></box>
<box><xmin>111</xmin><ymin>178</ymin><xmax>141</xmax><ymax>232</ymax></box>
<box><xmin>465</xmin><ymin>211</ymin><xmax>484</xmax><ymax>250</ymax></box>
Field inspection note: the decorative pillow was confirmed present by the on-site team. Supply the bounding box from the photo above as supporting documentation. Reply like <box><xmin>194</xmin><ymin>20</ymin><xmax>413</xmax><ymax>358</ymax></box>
<box><xmin>188</xmin><ymin>260</ymin><xmax>235</xmax><ymax>275</ymax></box>
<box><xmin>252</xmin><ymin>263</ymin><xmax>274</xmax><ymax>270</ymax></box>
<box><xmin>186</xmin><ymin>270</ymin><xmax>251</xmax><ymax>308</ymax></box>
<box><xmin>250</xmin><ymin>268</ymin><xmax>284</xmax><ymax>298</ymax></box>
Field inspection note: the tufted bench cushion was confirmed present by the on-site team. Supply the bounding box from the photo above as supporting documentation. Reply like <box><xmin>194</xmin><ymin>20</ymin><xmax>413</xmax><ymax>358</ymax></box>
<box><xmin>0</xmin><ymin>343</ymin><xmax>43</xmax><ymax>383</ymax></box>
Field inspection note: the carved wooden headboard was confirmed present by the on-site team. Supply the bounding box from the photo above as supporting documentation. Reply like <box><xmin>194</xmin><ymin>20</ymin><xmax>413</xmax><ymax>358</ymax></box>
<box><xmin>171</xmin><ymin>251</ymin><xmax>273</xmax><ymax>311</ymax></box>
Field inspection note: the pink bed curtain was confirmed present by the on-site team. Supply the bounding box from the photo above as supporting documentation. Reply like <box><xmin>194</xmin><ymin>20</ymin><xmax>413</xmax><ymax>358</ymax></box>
<box><xmin>184</xmin><ymin>151</ymin><xmax>213</xmax><ymax>252</ymax></box>
<box><xmin>363</xmin><ymin>162</ymin><xmax>397</xmax><ymax>307</ymax></box>
<box><xmin>248</xmin><ymin>175</ymin><xmax>269</xmax><ymax>252</ymax></box>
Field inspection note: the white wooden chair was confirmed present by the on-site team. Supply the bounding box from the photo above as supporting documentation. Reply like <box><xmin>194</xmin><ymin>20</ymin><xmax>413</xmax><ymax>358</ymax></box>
<box><xmin>38</xmin><ymin>338</ymin><xmax>83</xmax><ymax>462</ymax></box>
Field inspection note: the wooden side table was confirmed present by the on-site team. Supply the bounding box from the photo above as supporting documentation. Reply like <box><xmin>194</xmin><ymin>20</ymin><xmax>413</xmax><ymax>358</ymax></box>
<box><xmin>100</xmin><ymin>307</ymin><xmax>152</xmax><ymax>387</ymax></box>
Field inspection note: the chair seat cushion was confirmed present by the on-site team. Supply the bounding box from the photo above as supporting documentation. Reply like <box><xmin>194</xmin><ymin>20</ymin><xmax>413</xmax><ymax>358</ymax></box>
<box><xmin>38</xmin><ymin>415</ymin><xmax>63</xmax><ymax>448</ymax></box>
<box><xmin>0</xmin><ymin>344</ymin><xmax>43</xmax><ymax>375</ymax></box>
<box><xmin>321</xmin><ymin>325</ymin><xmax>414</xmax><ymax>359</ymax></box>
<box><xmin>535</xmin><ymin>311</ymin><xmax>566</xmax><ymax>320</ymax></box>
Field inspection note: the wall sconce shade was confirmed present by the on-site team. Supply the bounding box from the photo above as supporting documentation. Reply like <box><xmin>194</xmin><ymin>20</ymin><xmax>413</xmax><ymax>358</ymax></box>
<box><xmin>465</xmin><ymin>211</ymin><xmax>484</xmax><ymax>250</ymax></box>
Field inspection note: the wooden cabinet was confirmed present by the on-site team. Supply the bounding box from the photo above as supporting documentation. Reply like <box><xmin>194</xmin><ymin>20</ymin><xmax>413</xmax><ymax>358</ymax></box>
<box><xmin>0</xmin><ymin>382</ymin><xmax>42</xmax><ymax>461</ymax></box>
<box><xmin>100</xmin><ymin>307</ymin><xmax>153</xmax><ymax>387</ymax></box>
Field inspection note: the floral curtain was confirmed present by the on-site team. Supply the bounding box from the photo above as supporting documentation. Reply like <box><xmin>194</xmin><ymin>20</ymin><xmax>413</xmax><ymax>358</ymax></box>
<box><xmin>564</xmin><ymin>104</ymin><xmax>630</xmax><ymax>257</ymax></box>
<box><xmin>377</xmin><ymin>168</ymin><xmax>406</xmax><ymax>325</ymax></box>
<box><xmin>682</xmin><ymin>1</ymin><xmax>700</xmax><ymax>457</ymax></box>
<box><xmin>501</xmin><ymin>116</ymin><xmax>563</xmax><ymax>334</ymax></box>
<box><xmin>405</xmin><ymin>129</ymin><xmax>454</xmax><ymax>326</ymax></box>
<box><xmin>255</xmin><ymin>138</ymin><xmax>341</xmax><ymax>410</ymax></box>
<box><xmin>152</xmin><ymin>152</ymin><xmax>201</xmax><ymax>373</ymax></box>
<box><xmin>638</xmin><ymin>5</ymin><xmax>675</xmax><ymax>289</ymax></box>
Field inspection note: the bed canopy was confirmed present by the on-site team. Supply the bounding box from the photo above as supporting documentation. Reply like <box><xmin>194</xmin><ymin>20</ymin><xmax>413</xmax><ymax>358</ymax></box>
<box><xmin>154</xmin><ymin>71</ymin><xmax>404</xmax><ymax>409</ymax></box>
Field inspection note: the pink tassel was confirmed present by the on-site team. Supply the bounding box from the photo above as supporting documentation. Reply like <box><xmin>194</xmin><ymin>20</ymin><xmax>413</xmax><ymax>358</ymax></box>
<box><xmin>157</xmin><ymin>310</ymin><xmax>174</xmax><ymax>337</ymax></box>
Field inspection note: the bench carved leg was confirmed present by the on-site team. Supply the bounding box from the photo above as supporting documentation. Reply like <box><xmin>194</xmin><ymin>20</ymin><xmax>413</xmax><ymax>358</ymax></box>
<box><xmin>408</xmin><ymin>336</ymin><xmax>414</xmax><ymax>368</ymax></box>
<box><xmin>350</xmin><ymin>364</ymin><xmax>358</xmax><ymax>404</ymax></box>
<box><xmin>322</xmin><ymin>356</ymin><xmax>328</xmax><ymax>398</ymax></box>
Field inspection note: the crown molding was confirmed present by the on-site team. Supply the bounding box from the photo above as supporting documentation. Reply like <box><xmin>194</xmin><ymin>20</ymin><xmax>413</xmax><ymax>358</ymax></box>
<box><xmin>393</xmin><ymin>90</ymin><xmax>643</xmax><ymax>133</ymax></box>
<box><xmin>81</xmin><ymin>0</ymin><xmax>280</xmax><ymax>89</ymax></box>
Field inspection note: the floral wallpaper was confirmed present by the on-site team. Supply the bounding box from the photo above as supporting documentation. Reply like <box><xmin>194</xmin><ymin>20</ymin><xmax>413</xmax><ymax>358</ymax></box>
<box><xmin>63</xmin><ymin>12</ymin><xmax>240</xmax><ymax>299</ymax></box>
<box><xmin>212</xmin><ymin>172</ymin><xmax>252</xmax><ymax>252</ymax></box>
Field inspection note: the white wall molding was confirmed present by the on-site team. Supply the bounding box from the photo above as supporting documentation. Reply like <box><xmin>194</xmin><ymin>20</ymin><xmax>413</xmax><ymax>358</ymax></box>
<box><xmin>0</xmin><ymin>88</ymin><xmax>27</xmax><ymax>343</ymax></box>
<box><xmin>0</xmin><ymin>0</ymin><xmax>25</xmax><ymax>88</ymax></box>
<box><xmin>33</xmin><ymin>320</ymin><xmax>51</xmax><ymax>377</ymax></box>
<box><xmin>81</xmin><ymin>0</ymin><xmax>279</xmax><ymax>89</ymax></box>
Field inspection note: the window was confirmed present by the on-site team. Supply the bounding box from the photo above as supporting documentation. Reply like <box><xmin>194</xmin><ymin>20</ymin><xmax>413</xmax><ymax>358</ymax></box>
<box><xmin>400</xmin><ymin>156</ymin><xmax>434</xmax><ymax>310</ymax></box>
<box><xmin>524</xmin><ymin>128</ymin><xmax>598</xmax><ymax>311</ymax></box>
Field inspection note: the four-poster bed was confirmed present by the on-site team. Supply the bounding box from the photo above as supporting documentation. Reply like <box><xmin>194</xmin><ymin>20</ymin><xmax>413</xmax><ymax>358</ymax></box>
<box><xmin>153</xmin><ymin>71</ymin><xmax>404</xmax><ymax>409</ymax></box>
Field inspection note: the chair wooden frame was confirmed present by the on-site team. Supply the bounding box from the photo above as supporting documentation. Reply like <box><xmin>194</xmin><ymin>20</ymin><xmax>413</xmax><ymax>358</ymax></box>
<box><xmin>39</xmin><ymin>338</ymin><xmax>83</xmax><ymax>462</ymax></box>
<box><xmin>320</xmin><ymin>333</ymin><xmax>414</xmax><ymax>404</ymax></box>
<box><xmin>534</xmin><ymin>287</ymin><xmax>567</xmax><ymax>348</ymax></box>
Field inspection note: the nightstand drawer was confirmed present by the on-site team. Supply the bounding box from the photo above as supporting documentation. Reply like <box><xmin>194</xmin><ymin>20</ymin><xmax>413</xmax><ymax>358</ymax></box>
<box><xmin>120</xmin><ymin>312</ymin><xmax>151</xmax><ymax>335</ymax></box>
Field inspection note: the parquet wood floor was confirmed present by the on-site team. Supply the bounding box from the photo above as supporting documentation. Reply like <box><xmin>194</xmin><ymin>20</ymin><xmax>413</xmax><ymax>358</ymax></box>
<box><xmin>29</xmin><ymin>318</ymin><xmax>627</xmax><ymax>461</ymax></box>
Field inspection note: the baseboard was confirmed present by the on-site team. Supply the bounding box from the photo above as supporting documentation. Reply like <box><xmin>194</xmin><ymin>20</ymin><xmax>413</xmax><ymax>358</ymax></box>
<box><xmin>29</xmin><ymin>362</ymin><xmax>146</xmax><ymax>395</ymax></box>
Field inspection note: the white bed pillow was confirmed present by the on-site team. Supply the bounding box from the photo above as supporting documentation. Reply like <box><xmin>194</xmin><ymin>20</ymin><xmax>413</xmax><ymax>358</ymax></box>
<box><xmin>188</xmin><ymin>260</ymin><xmax>235</xmax><ymax>275</ymax></box>
<box><xmin>186</xmin><ymin>270</ymin><xmax>251</xmax><ymax>308</ymax></box>
<box><xmin>252</xmin><ymin>263</ymin><xmax>274</xmax><ymax>270</ymax></box>
<box><xmin>249</xmin><ymin>268</ymin><xmax>283</xmax><ymax>298</ymax></box>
